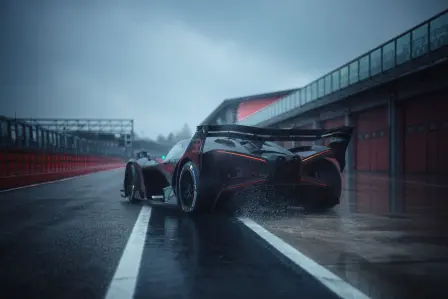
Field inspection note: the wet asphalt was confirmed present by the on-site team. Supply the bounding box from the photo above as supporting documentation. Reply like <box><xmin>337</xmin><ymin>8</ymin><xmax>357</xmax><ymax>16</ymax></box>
<box><xmin>0</xmin><ymin>169</ymin><xmax>339</xmax><ymax>299</ymax></box>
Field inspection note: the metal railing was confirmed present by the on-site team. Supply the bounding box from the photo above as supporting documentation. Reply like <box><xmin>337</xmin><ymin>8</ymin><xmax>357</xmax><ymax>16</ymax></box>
<box><xmin>0</xmin><ymin>116</ymin><xmax>126</xmax><ymax>157</ymax></box>
<box><xmin>238</xmin><ymin>9</ymin><xmax>448</xmax><ymax>126</ymax></box>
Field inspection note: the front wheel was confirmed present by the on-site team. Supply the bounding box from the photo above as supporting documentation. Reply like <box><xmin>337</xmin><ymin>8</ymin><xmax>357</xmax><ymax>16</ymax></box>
<box><xmin>177</xmin><ymin>161</ymin><xmax>210</xmax><ymax>214</ymax></box>
<box><xmin>125</xmin><ymin>165</ymin><xmax>139</xmax><ymax>204</ymax></box>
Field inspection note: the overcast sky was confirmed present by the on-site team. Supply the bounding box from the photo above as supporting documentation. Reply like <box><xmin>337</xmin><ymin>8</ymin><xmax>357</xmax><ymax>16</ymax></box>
<box><xmin>1</xmin><ymin>0</ymin><xmax>446</xmax><ymax>138</ymax></box>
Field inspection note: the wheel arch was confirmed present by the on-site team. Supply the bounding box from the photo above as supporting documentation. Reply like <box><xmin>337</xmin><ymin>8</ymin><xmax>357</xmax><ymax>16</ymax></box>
<box><xmin>302</xmin><ymin>157</ymin><xmax>342</xmax><ymax>197</ymax></box>
<box><xmin>123</xmin><ymin>162</ymin><xmax>133</xmax><ymax>193</ymax></box>
<box><xmin>124</xmin><ymin>161</ymin><xmax>145</xmax><ymax>198</ymax></box>
<box><xmin>172</xmin><ymin>157</ymin><xmax>193</xmax><ymax>195</ymax></box>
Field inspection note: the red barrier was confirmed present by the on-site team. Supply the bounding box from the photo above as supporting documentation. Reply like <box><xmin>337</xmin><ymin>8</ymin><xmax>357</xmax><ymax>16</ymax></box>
<box><xmin>0</xmin><ymin>149</ymin><xmax>125</xmax><ymax>190</ymax></box>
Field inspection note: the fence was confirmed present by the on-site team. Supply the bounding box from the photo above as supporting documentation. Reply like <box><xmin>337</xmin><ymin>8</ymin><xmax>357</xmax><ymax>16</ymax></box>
<box><xmin>0</xmin><ymin>117</ymin><xmax>125</xmax><ymax>157</ymax></box>
<box><xmin>0</xmin><ymin>116</ymin><xmax>126</xmax><ymax>190</ymax></box>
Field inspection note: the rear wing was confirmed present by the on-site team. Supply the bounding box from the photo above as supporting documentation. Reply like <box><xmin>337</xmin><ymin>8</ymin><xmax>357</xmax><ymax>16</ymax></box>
<box><xmin>193</xmin><ymin>124</ymin><xmax>354</xmax><ymax>172</ymax></box>
<box><xmin>196</xmin><ymin>124</ymin><xmax>354</xmax><ymax>142</ymax></box>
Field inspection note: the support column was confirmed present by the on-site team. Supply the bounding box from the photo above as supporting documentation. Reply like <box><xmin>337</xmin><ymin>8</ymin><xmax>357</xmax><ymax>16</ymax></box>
<box><xmin>343</xmin><ymin>113</ymin><xmax>357</xmax><ymax>214</ymax></box>
<box><xmin>388</xmin><ymin>96</ymin><xmax>400</xmax><ymax>178</ymax></box>
<box><xmin>281</xmin><ymin>123</ymin><xmax>295</xmax><ymax>149</ymax></box>
<box><xmin>388</xmin><ymin>94</ymin><xmax>404</xmax><ymax>214</ymax></box>
<box><xmin>344</xmin><ymin>114</ymin><xmax>355</xmax><ymax>174</ymax></box>
<box><xmin>290</xmin><ymin>118</ymin><xmax>301</xmax><ymax>148</ymax></box>
<box><xmin>313</xmin><ymin>120</ymin><xmax>323</xmax><ymax>145</ymax></box>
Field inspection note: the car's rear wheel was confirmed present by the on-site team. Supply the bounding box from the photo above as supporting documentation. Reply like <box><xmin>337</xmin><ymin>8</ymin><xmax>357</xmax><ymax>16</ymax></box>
<box><xmin>302</xmin><ymin>158</ymin><xmax>342</xmax><ymax>212</ymax></box>
<box><xmin>178</xmin><ymin>161</ymin><xmax>210</xmax><ymax>214</ymax></box>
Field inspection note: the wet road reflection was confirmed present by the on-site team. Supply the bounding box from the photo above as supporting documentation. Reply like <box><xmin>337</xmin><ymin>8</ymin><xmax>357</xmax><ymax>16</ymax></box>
<box><xmin>134</xmin><ymin>208</ymin><xmax>340</xmax><ymax>299</ymax></box>
<box><xmin>258</xmin><ymin>172</ymin><xmax>448</xmax><ymax>299</ymax></box>
<box><xmin>345</xmin><ymin>173</ymin><xmax>448</xmax><ymax>216</ymax></box>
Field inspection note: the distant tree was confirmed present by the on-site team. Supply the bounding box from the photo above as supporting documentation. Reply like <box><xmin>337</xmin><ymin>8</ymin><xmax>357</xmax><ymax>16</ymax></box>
<box><xmin>167</xmin><ymin>132</ymin><xmax>175</xmax><ymax>143</ymax></box>
<box><xmin>179</xmin><ymin>123</ymin><xmax>192</xmax><ymax>139</ymax></box>
<box><xmin>173</xmin><ymin>124</ymin><xmax>191</xmax><ymax>142</ymax></box>
<box><xmin>154</xmin><ymin>124</ymin><xmax>192</xmax><ymax>146</ymax></box>
<box><xmin>156</xmin><ymin>134</ymin><xmax>165</xmax><ymax>143</ymax></box>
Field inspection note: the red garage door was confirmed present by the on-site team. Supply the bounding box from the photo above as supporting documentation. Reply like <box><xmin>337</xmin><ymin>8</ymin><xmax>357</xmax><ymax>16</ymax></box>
<box><xmin>404</xmin><ymin>91</ymin><xmax>448</xmax><ymax>175</ymax></box>
<box><xmin>355</xmin><ymin>107</ymin><xmax>389</xmax><ymax>172</ymax></box>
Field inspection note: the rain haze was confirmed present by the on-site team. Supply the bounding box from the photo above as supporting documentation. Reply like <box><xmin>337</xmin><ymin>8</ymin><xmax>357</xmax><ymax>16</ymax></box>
<box><xmin>1</xmin><ymin>0</ymin><xmax>446</xmax><ymax>139</ymax></box>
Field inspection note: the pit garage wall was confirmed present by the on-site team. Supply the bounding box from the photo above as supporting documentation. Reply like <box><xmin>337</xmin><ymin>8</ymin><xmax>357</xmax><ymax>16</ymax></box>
<box><xmin>267</xmin><ymin>86</ymin><xmax>448</xmax><ymax>177</ymax></box>
<box><xmin>242</xmin><ymin>96</ymin><xmax>447</xmax><ymax>176</ymax></box>
<box><xmin>403</xmin><ymin>91</ymin><xmax>448</xmax><ymax>175</ymax></box>
<box><xmin>318</xmin><ymin>90</ymin><xmax>448</xmax><ymax>176</ymax></box>
<box><xmin>354</xmin><ymin>107</ymin><xmax>390</xmax><ymax>172</ymax></box>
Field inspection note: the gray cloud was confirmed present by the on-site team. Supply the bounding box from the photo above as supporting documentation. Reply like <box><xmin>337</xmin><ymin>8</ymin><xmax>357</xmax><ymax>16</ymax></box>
<box><xmin>1</xmin><ymin>0</ymin><xmax>446</xmax><ymax>138</ymax></box>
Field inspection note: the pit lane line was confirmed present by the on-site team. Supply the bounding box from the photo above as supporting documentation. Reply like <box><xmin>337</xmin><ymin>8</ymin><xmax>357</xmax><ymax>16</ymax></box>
<box><xmin>105</xmin><ymin>207</ymin><xmax>370</xmax><ymax>299</ymax></box>
<box><xmin>104</xmin><ymin>205</ymin><xmax>152</xmax><ymax>299</ymax></box>
<box><xmin>238</xmin><ymin>217</ymin><xmax>370</xmax><ymax>299</ymax></box>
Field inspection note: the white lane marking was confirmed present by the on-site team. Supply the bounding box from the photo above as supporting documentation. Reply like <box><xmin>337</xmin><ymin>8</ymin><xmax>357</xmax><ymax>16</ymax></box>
<box><xmin>0</xmin><ymin>167</ymin><xmax>125</xmax><ymax>193</ymax></box>
<box><xmin>105</xmin><ymin>205</ymin><xmax>152</xmax><ymax>299</ymax></box>
<box><xmin>238</xmin><ymin>217</ymin><xmax>371</xmax><ymax>299</ymax></box>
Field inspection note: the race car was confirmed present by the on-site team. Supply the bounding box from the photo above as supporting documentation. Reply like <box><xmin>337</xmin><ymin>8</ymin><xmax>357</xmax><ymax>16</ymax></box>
<box><xmin>120</xmin><ymin>124</ymin><xmax>354</xmax><ymax>213</ymax></box>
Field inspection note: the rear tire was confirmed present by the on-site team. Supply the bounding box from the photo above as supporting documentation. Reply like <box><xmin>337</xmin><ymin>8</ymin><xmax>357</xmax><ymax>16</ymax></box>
<box><xmin>177</xmin><ymin>161</ymin><xmax>210</xmax><ymax>214</ymax></box>
<box><xmin>302</xmin><ymin>158</ymin><xmax>342</xmax><ymax>212</ymax></box>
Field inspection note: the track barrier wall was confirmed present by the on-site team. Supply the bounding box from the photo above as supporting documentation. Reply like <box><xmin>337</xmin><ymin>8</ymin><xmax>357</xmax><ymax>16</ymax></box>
<box><xmin>0</xmin><ymin>117</ymin><xmax>127</xmax><ymax>190</ymax></box>
<box><xmin>0</xmin><ymin>148</ymin><xmax>124</xmax><ymax>190</ymax></box>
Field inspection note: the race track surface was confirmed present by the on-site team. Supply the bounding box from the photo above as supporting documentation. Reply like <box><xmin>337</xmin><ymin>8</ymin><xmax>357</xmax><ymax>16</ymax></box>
<box><xmin>0</xmin><ymin>169</ymin><xmax>341</xmax><ymax>299</ymax></box>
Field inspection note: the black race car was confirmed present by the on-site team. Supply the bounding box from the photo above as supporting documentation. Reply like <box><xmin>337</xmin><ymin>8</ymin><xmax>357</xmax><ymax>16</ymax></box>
<box><xmin>120</xmin><ymin>124</ymin><xmax>354</xmax><ymax>213</ymax></box>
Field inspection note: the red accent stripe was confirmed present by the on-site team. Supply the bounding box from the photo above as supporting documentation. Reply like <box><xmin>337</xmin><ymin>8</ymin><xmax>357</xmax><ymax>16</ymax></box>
<box><xmin>216</xmin><ymin>150</ymin><xmax>267</xmax><ymax>163</ymax></box>
<box><xmin>300</xmin><ymin>178</ymin><xmax>328</xmax><ymax>187</ymax></box>
<box><xmin>301</xmin><ymin>149</ymin><xmax>331</xmax><ymax>162</ymax></box>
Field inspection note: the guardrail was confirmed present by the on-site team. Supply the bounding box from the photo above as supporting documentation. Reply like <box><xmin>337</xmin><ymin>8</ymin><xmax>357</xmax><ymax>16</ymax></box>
<box><xmin>238</xmin><ymin>9</ymin><xmax>448</xmax><ymax>126</ymax></box>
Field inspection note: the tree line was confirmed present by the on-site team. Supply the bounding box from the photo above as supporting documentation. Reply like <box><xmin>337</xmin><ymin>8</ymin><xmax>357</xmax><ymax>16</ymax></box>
<box><xmin>155</xmin><ymin>123</ymin><xmax>192</xmax><ymax>146</ymax></box>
